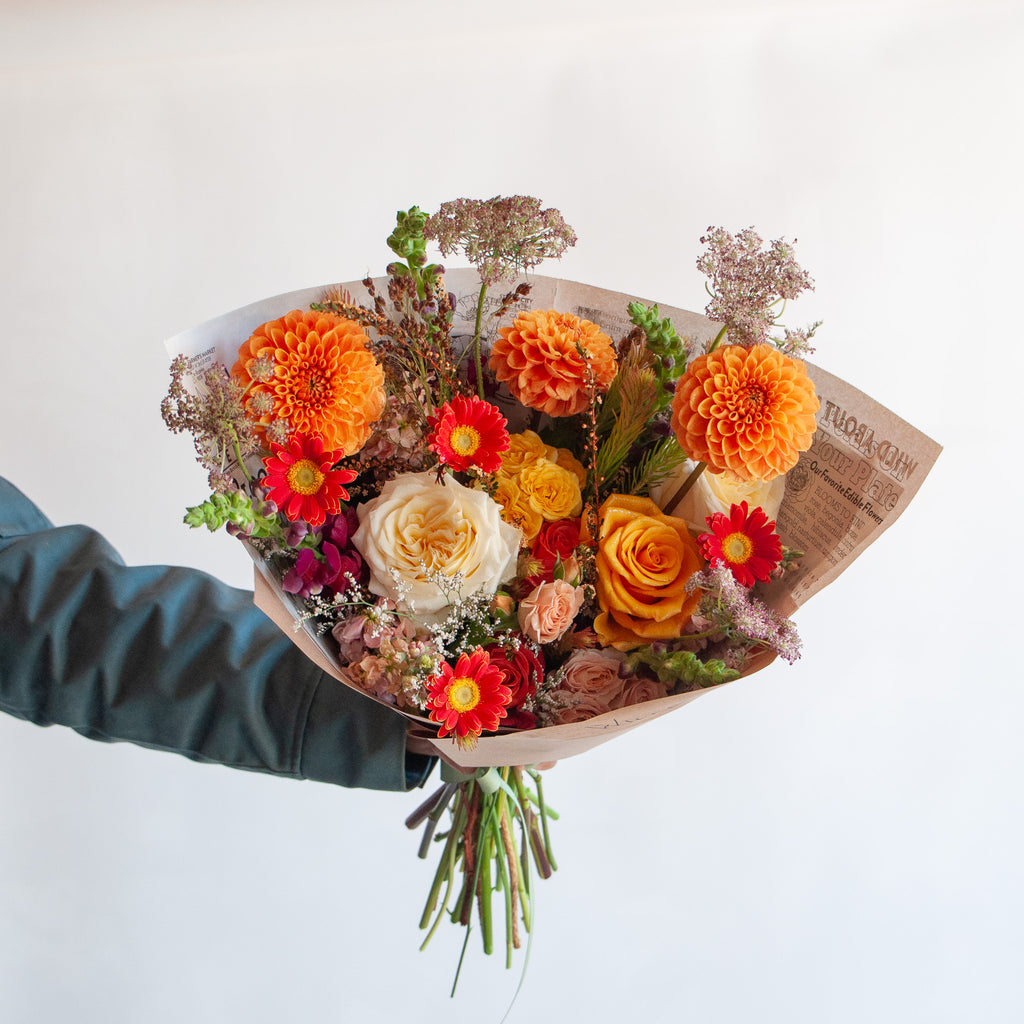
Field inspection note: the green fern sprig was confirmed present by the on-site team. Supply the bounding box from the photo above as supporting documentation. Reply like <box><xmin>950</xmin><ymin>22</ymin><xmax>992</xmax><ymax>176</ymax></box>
<box><xmin>594</xmin><ymin>347</ymin><xmax>659</xmax><ymax>486</ymax></box>
<box><xmin>623</xmin><ymin>434</ymin><xmax>689</xmax><ymax>497</ymax></box>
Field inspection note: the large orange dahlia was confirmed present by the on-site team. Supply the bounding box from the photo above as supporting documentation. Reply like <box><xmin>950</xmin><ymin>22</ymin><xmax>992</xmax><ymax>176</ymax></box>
<box><xmin>232</xmin><ymin>309</ymin><xmax>385</xmax><ymax>456</ymax></box>
<box><xmin>488</xmin><ymin>309</ymin><xmax>617</xmax><ymax>418</ymax></box>
<box><xmin>670</xmin><ymin>344</ymin><xmax>819</xmax><ymax>482</ymax></box>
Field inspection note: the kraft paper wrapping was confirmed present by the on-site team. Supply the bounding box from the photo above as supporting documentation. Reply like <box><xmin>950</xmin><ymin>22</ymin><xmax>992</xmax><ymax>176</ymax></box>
<box><xmin>169</xmin><ymin>272</ymin><xmax>942</xmax><ymax>768</ymax></box>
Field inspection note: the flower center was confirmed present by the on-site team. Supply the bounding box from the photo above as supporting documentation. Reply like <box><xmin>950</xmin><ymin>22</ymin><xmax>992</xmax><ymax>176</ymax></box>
<box><xmin>449</xmin><ymin>424</ymin><xmax>481</xmax><ymax>457</ymax></box>
<box><xmin>739</xmin><ymin>384</ymin><xmax>768</xmax><ymax>419</ymax></box>
<box><xmin>721</xmin><ymin>531</ymin><xmax>753</xmax><ymax>564</ymax></box>
<box><xmin>447</xmin><ymin>677</ymin><xmax>481</xmax><ymax>713</ymax></box>
<box><xmin>298</xmin><ymin>369</ymin><xmax>330</xmax><ymax>405</ymax></box>
<box><xmin>286</xmin><ymin>458</ymin><xmax>325</xmax><ymax>495</ymax></box>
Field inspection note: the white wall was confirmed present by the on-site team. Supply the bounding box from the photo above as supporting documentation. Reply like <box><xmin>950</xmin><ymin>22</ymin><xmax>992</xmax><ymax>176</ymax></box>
<box><xmin>1</xmin><ymin>2</ymin><xmax>1020</xmax><ymax>1021</ymax></box>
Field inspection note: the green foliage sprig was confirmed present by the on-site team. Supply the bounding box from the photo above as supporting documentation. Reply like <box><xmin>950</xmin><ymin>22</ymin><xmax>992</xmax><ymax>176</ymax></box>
<box><xmin>184</xmin><ymin>491</ymin><xmax>282</xmax><ymax>540</ymax></box>
<box><xmin>594</xmin><ymin>345</ymin><xmax>660</xmax><ymax>487</ymax></box>
<box><xmin>623</xmin><ymin>434</ymin><xmax>690</xmax><ymax>497</ymax></box>
<box><xmin>626</xmin><ymin>301</ymin><xmax>691</xmax><ymax>412</ymax></box>
<box><xmin>625</xmin><ymin>647</ymin><xmax>740</xmax><ymax>689</ymax></box>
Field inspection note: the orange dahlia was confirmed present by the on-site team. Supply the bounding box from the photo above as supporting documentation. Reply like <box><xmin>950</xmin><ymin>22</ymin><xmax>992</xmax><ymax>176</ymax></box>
<box><xmin>232</xmin><ymin>309</ymin><xmax>385</xmax><ymax>456</ymax></box>
<box><xmin>488</xmin><ymin>309</ymin><xmax>617</xmax><ymax>418</ymax></box>
<box><xmin>426</xmin><ymin>648</ymin><xmax>512</xmax><ymax>748</ymax></box>
<box><xmin>670</xmin><ymin>343</ymin><xmax>819</xmax><ymax>482</ymax></box>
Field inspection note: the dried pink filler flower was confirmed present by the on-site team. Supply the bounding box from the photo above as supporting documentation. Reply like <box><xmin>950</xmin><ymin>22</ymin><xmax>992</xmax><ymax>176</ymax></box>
<box><xmin>698</xmin><ymin>226</ymin><xmax>818</xmax><ymax>350</ymax></box>
<box><xmin>424</xmin><ymin>196</ymin><xmax>577</xmax><ymax>287</ymax></box>
<box><xmin>161</xmin><ymin>357</ymin><xmax>261</xmax><ymax>493</ymax></box>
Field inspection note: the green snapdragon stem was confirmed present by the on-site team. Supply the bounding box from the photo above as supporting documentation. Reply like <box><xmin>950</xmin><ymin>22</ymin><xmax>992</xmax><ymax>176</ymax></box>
<box><xmin>517</xmin><ymin>828</ymin><xmax>532</xmax><ymax>933</ymax></box>
<box><xmin>479</xmin><ymin>823</ymin><xmax>494</xmax><ymax>955</ymax></box>
<box><xmin>495</xmin><ymin>834</ymin><xmax>515</xmax><ymax>969</ymax></box>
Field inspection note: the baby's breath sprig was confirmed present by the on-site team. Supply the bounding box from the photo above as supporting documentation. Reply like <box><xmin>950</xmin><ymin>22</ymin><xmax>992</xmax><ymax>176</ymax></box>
<box><xmin>416</xmin><ymin>571</ymin><xmax>512</xmax><ymax>664</ymax></box>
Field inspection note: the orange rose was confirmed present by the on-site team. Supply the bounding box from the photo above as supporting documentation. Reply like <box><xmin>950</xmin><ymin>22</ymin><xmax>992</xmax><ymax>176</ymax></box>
<box><xmin>593</xmin><ymin>493</ymin><xmax>704</xmax><ymax>651</ymax></box>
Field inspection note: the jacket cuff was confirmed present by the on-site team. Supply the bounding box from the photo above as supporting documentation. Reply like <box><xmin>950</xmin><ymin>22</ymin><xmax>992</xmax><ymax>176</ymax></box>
<box><xmin>299</xmin><ymin>674</ymin><xmax>434</xmax><ymax>791</ymax></box>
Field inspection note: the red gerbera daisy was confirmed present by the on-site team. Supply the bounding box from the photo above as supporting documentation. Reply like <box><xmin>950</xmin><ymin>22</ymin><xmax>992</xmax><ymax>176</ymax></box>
<box><xmin>262</xmin><ymin>434</ymin><xmax>356</xmax><ymax>528</ymax></box>
<box><xmin>426</xmin><ymin>648</ymin><xmax>512</xmax><ymax>749</ymax></box>
<box><xmin>698</xmin><ymin>501</ymin><xmax>783</xmax><ymax>588</ymax></box>
<box><xmin>426</xmin><ymin>394</ymin><xmax>510</xmax><ymax>474</ymax></box>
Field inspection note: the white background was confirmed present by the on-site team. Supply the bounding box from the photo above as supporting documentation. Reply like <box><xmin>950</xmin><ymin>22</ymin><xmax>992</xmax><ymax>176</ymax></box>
<box><xmin>1</xmin><ymin>1</ymin><xmax>1021</xmax><ymax>1021</ymax></box>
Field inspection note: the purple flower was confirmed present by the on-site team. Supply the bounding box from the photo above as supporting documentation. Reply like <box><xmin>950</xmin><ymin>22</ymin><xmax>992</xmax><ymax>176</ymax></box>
<box><xmin>322</xmin><ymin>507</ymin><xmax>358</xmax><ymax>549</ymax></box>
<box><xmin>285</xmin><ymin>521</ymin><xmax>308</xmax><ymax>547</ymax></box>
<box><xmin>282</xmin><ymin>548</ymin><xmax>327</xmax><ymax>598</ymax></box>
<box><xmin>282</xmin><ymin>508</ymin><xmax>366</xmax><ymax>600</ymax></box>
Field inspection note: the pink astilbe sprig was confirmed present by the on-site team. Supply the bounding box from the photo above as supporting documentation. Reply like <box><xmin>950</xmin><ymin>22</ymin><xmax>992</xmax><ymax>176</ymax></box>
<box><xmin>686</xmin><ymin>562</ymin><xmax>802</xmax><ymax>664</ymax></box>
<box><xmin>698</xmin><ymin>226</ymin><xmax>818</xmax><ymax>350</ymax></box>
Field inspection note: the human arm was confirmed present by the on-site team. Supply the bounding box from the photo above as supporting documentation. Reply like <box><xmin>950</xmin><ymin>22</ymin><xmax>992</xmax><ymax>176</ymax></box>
<box><xmin>0</xmin><ymin>477</ymin><xmax>434</xmax><ymax>791</ymax></box>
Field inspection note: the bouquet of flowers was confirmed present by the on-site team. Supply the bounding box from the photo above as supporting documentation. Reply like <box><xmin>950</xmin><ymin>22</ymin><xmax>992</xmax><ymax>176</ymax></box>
<box><xmin>162</xmin><ymin>198</ymin><xmax>939</xmax><ymax>985</ymax></box>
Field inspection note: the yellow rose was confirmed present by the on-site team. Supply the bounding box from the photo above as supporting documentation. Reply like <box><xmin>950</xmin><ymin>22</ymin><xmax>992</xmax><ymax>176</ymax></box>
<box><xmin>493</xmin><ymin>472</ymin><xmax>543</xmax><ymax>542</ymax></box>
<box><xmin>519</xmin><ymin>459</ymin><xmax>583</xmax><ymax>523</ymax></box>
<box><xmin>594</xmin><ymin>493</ymin><xmax>704</xmax><ymax>651</ymax></box>
<box><xmin>553</xmin><ymin>447</ymin><xmax>586</xmax><ymax>488</ymax></box>
<box><xmin>500</xmin><ymin>430</ymin><xmax>555</xmax><ymax>477</ymax></box>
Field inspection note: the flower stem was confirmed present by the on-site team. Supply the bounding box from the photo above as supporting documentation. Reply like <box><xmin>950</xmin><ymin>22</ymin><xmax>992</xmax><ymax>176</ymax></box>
<box><xmin>707</xmin><ymin>324</ymin><xmax>728</xmax><ymax>354</ymax></box>
<box><xmin>419</xmin><ymin>782</ymin><xmax>471</xmax><ymax>937</ymax></box>
<box><xmin>661</xmin><ymin>461</ymin><xmax>707</xmax><ymax>517</ymax></box>
<box><xmin>229</xmin><ymin>427</ymin><xmax>252</xmax><ymax>483</ymax></box>
<box><xmin>478</xmin><ymin>822</ymin><xmax>494</xmax><ymax>955</ymax></box>
<box><xmin>471</xmin><ymin>281</ymin><xmax>487</xmax><ymax>399</ymax></box>
<box><xmin>532</xmin><ymin>770</ymin><xmax>558</xmax><ymax>873</ymax></box>
<box><xmin>419</xmin><ymin>801</ymin><xmax>463</xmax><ymax>933</ymax></box>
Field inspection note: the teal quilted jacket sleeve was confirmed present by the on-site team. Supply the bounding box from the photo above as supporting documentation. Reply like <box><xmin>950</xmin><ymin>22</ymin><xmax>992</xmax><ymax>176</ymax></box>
<box><xmin>0</xmin><ymin>477</ymin><xmax>433</xmax><ymax>791</ymax></box>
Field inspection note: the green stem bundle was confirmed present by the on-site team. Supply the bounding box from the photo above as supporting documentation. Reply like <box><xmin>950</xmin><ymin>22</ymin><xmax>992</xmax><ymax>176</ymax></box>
<box><xmin>410</xmin><ymin>767</ymin><xmax>557</xmax><ymax>993</ymax></box>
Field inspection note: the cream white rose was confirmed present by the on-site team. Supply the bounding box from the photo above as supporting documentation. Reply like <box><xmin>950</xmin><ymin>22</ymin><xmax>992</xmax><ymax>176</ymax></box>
<box><xmin>352</xmin><ymin>472</ymin><xmax>521</xmax><ymax>618</ymax></box>
<box><xmin>651</xmin><ymin>459</ymin><xmax>787</xmax><ymax>534</ymax></box>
